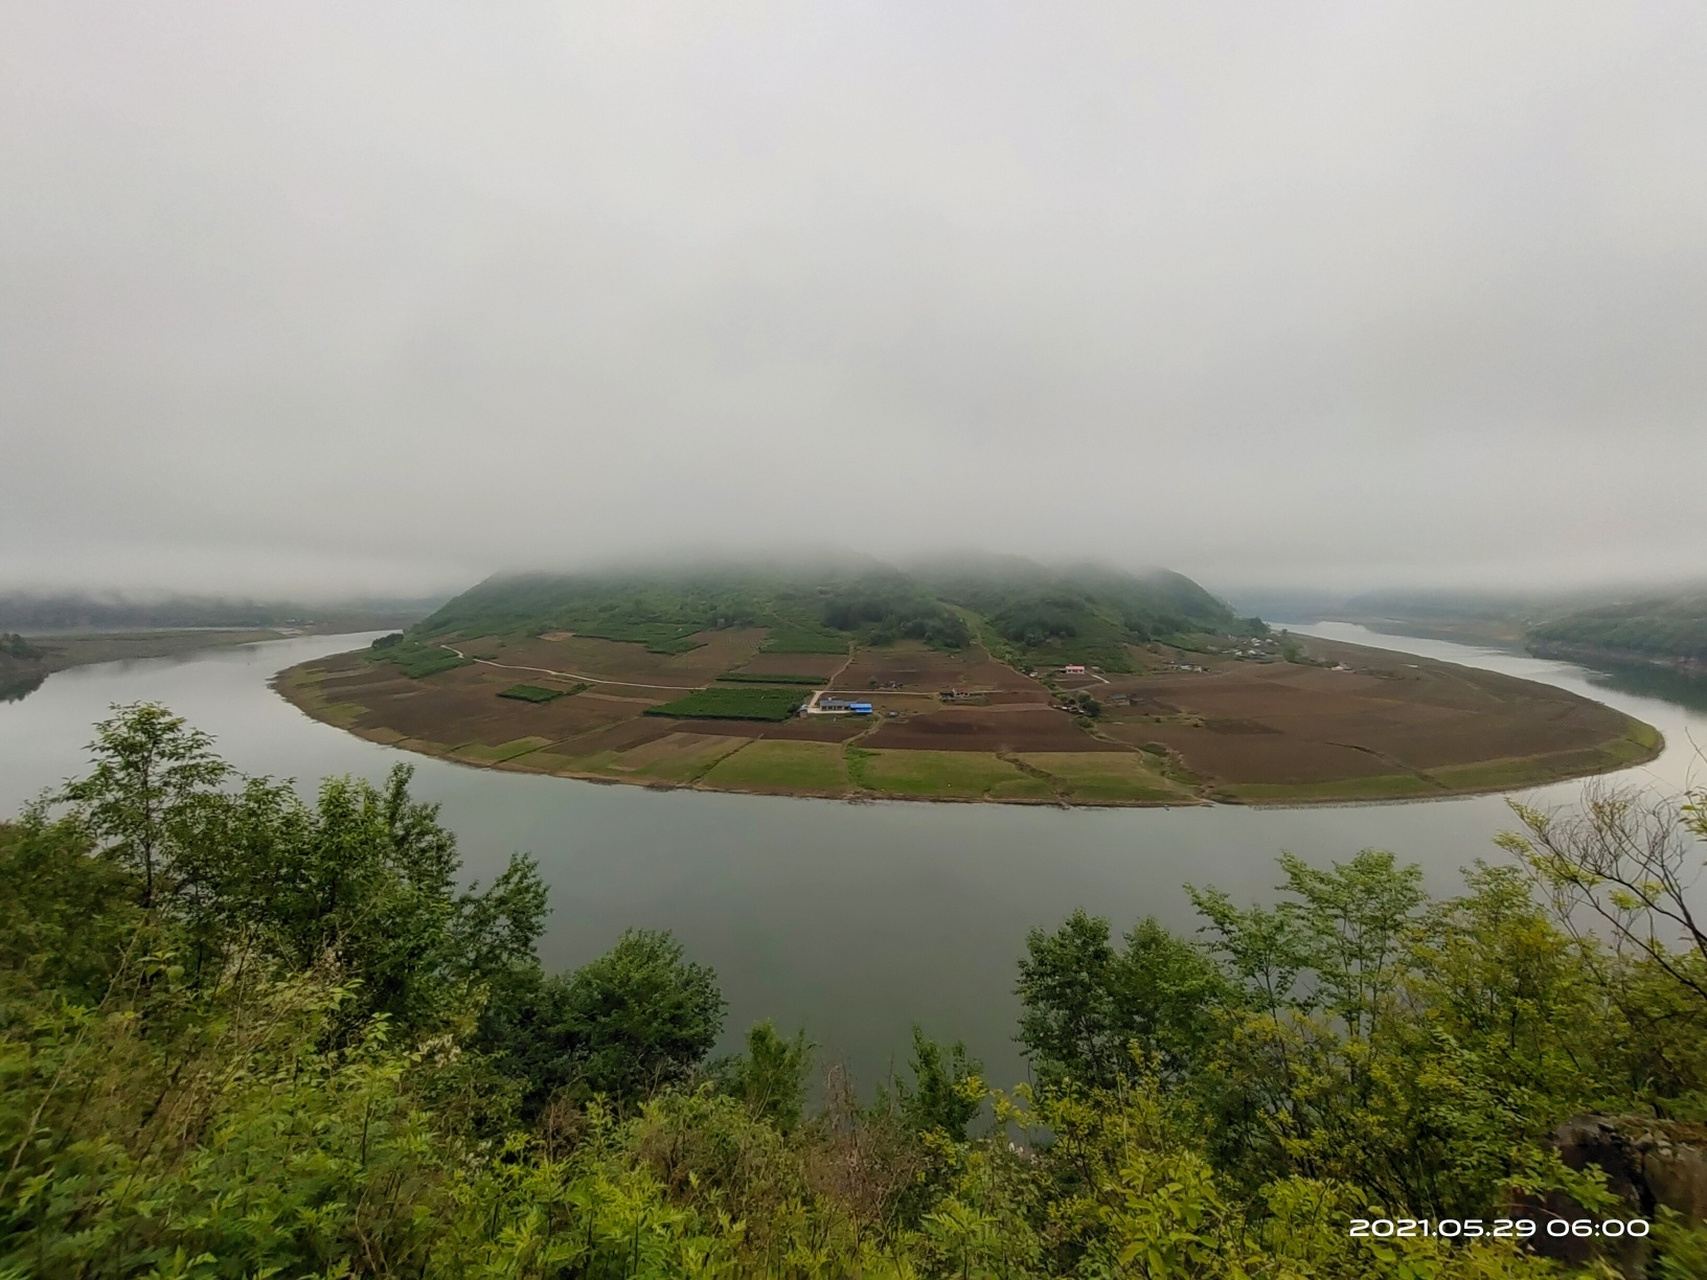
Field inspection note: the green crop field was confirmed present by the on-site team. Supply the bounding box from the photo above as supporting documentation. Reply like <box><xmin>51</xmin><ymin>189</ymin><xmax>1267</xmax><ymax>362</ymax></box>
<box><xmin>1015</xmin><ymin>752</ymin><xmax>1191</xmax><ymax>803</ymax></box>
<box><xmin>368</xmin><ymin>642</ymin><xmax>472</xmax><ymax>680</ymax></box>
<box><xmin>497</xmin><ymin>683</ymin><xmax>584</xmax><ymax>703</ymax></box>
<box><xmin>701</xmin><ymin>741</ymin><xmax>850</xmax><ymax>791</ymax></box>
<box><xmin>644</xmin><ymin>686</ymin><xmax>807</xmax><ymax>722</ymax></box>
<box><xmin>852</xmin><ymin>748</ymin><xmax>1052</xmax><ymax>800</ymax></box>
<box><xmin>571</xmin><ymin>622</ymin><xmax>705</xmax><ymax>654</ymax></box>
<box><xmin>760</xmin><ymin>627</ymin><xmax>848</xmax><ymax>654</ymax></box>
<box><xmin>716</xmin><ymin>672</ymin><xmax>825</xmax><ymax>686</ymax></box>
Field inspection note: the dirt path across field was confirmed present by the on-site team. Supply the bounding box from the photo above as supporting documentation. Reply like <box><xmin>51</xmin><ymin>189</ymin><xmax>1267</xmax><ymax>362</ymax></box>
<box><xmin>439</xmin><ymin>644</ymin><xmax>700</xmax><ymax>691</ymax></box>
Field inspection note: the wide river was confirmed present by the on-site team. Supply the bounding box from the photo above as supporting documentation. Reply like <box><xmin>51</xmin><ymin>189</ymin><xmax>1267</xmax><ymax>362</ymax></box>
<box><xmin>2</xmin><ymin>623</ymin><xmax>1702</xmax><ymax>1089</ymax></box>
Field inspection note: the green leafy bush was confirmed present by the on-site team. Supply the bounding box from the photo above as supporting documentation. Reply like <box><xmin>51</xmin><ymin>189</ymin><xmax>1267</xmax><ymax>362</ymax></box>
<box><xmin>5</xmin><ymin>703</ymin><xmax>1705</xmax><ymax>1279</ymax></box>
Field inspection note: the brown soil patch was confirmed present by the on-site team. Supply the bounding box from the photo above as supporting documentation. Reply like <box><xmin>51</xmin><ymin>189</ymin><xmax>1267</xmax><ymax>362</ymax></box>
<box><xmin>550</xmin><ymin>716</ymin><xmax>678</xmax><ymax>757</ymax></box>
<box><xmin>836</xmin><ymin>642</ymin><xmax>1043</xmax><ymax>695</ymax></box>
<box><xmin>1102</xmin><ymin>722</ymin><xmax>1394</xmax><ymax>784</ymax></box>
<box><xmin>729</xmin><ymin>652</ymin><xmax>847</xmax><ymax>679</ymax></box>
<box><xmin>759</xmin><ymin>718</ymin><xmax>873</xmax><ymax>742</ymax></box>
<box><xmin>1101</xmin><ymin>650</ymin><xmax>1638</xmax><ymax>783</ymax></box>
<box><xmin>669</xmin><ymin>716</ymin><xmax>871</xmax><ymax>743</ymax></box>
<box><xmin>667</xmin><ymin>719</ymin><xmax>771</xmax><ymax>740</ymax></box>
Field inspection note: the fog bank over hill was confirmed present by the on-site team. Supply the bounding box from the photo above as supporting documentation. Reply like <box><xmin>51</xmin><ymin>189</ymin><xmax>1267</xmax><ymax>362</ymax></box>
<box><xmin>4</xmin><ymin>3</ymin><xmax>1706</xmax><ymax>597</ymax></box>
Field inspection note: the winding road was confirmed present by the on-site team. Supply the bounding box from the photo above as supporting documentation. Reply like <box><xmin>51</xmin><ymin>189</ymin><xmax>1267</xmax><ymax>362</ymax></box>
<box><xmin>438</xmin><ymin>643</ymin><xmax>700</xmax><ymax>692</ymax></box>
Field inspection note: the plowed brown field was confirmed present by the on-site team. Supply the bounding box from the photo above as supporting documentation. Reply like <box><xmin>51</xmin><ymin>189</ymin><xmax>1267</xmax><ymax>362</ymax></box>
<box><xmin>275</xmin><ymin>631</ymin><xmax>1660</xmax><ymax>805</ymax></box>
<box><xmin>863</xmin><ymin>708</ymin><xmax>1123</xmax><ymax>752</ymax></box>
<box><xmin>834</xmin><ymin>642</ymin><xmax>1042</xmax><ymax>693</ymax></box>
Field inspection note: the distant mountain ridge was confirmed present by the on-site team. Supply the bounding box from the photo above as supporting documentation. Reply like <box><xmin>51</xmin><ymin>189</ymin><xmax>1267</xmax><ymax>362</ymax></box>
<box><xmin>412</xmin><ymin>557</ymin><xmax>1260</xmax><ymax>673</ymax></box>
<box><xmin>1528</xmin><ymin>595</ymin><xmax>1707</xmax><ymax>669</ymax></box>
<box><xmin>0</xmin><ymin>592</ymin><xmax>442</xmax><ymax>634</ymax></box>
<box><xmin>1235</xmin><ymin>584</ymin><xmax>1707</xmax><ymax>655</ymax></box>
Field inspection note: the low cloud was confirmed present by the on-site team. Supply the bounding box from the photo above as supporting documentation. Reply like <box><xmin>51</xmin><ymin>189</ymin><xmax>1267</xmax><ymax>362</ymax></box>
<box><xmin>3</xmin><ymin>2</ymin><xmax>1704</xmax><ymax>599</ymax></box>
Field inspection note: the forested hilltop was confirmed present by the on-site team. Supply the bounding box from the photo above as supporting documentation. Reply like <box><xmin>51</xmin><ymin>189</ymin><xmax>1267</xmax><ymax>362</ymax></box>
<box><xmin>280</xmin><ymin>558</ymin><xmax>1658</xmax><ymax>807</ymax></box>
<box><xmin>5</xmin><ymin>704</ymin><xmax>1707</xmax><ymax>1276</ymax></box>
<box><xmin>1528</xmin><ymin>595</ymin><xmax>1707</xmax><ymax>669</ymax></box>
<box><xmin>409</xmin><ymin>557</ymin><xmax>1260</xmax><ymax>673</ymax></box>
<box><xmin>1279</xmin><ymin>587</ymin><xmax>1707</xmax><ymax>671</ymax></box>
<box><xmin>0</xmin><ymin>590</ymin><xmax>438</xmax><ymax>633</ymax></box>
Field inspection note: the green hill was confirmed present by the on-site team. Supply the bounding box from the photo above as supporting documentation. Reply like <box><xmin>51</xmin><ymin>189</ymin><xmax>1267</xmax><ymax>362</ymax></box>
<box><xmin>409</xmin><ymin>557</ymin><xmax>1258</xmax><ymax>670</ymax></box>
<box><xmin>1528</xmin><ymin>595</ymin><xmax>1707</xmax><ymax>666</ymax></box>
<box><xmin>914</xmin><ymin>555</ymin><xmax>1257</xmax><ymax>670</ymax></box>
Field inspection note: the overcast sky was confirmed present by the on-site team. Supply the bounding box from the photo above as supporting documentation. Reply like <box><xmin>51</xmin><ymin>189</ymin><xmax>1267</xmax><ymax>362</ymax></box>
<box><xmin>3</xmin><ymin>2</ymin><xmax>1704</xmax><ymax>599</ymax></box>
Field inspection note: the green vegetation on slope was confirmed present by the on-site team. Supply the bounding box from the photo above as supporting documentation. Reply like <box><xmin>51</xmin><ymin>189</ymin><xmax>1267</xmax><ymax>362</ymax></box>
<box><xmin>366</xmin><ymin>635</ymin><xmax>473</xmax><ymax>679</ymax></box>
<box><xmin>6</xmin><ymin>704</ymin><xmax>1707</xmax><ymax>1276</ymax></box>
<box><xmin>411</xmin><ymin>568</ymin><xmax>807</xmax><ymax>641</ymax></box>
<box><xmin>819</xmin><ymin>577</ymin><xmax>972</xmax><ymax>648</ymax></box>
<box><xmin>921</xmin><ymin>557</ymin><xmax>1262</xmax><ymax>671</ymax></box>
<box><xmin>759</xmin><ymin>624</ymin><xmax>849</xmax><ymax>653</ymax></box>
<box><xmin>1529</xmin><ymin>593</ymin><xmax>1707</xmax><ymax>664</ymax></box>
<box><xmin>572</xmin><ymin>621</ymin><xmax>706</xmax><ymax>653</ymax></box>
<box><xmin>406</xmin><ymin>557</ymin><xmax>1260</xmax><ymax>671</ymax></box>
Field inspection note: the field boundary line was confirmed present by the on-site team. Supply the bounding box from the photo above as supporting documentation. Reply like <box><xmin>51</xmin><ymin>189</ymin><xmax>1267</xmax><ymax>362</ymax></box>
<box><xmin>438</xmin><ymin>644</ymin><xmax>700</xmax><ymax>691</ymax></box>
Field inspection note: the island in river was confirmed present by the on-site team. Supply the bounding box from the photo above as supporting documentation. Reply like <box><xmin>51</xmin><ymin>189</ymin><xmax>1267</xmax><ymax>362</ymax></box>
<box><xmin>274</xmin><ymin>560</ymin><xmax>1662</xmax><ymax>805</ymax></box>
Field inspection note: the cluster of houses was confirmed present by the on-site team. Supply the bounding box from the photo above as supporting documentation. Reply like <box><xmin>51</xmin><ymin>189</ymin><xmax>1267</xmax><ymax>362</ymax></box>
<box><xmin>937</xmin><ymin>688</ymin><xmax>989</xmax><ymax>703</ymax></box>
<box><xmin>1223</xmin><ymin>637</ymin><xmax>1280</xmax><ymax>660</ymax></box>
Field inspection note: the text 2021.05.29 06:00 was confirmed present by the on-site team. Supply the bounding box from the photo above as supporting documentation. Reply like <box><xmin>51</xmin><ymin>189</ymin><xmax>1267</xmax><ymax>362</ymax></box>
<box><xmin>1350</xmin><ymin>1219</ymin><xmax>1649</xmax><ymax>1240</ymax></box>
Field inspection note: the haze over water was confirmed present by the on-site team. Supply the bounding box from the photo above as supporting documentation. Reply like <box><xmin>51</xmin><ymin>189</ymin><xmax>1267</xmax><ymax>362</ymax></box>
<box><xmin>2</xmin><ymin>625</ymin><xmax>1700</xmax><ymax>1089</ymax></box>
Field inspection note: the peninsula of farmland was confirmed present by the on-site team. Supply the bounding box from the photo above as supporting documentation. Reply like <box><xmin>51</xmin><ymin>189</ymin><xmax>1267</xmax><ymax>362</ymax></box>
<box><xmin>276</xmin><ymin>558</ymin><xmax>1662</xmax><ymax>806</ymax></box>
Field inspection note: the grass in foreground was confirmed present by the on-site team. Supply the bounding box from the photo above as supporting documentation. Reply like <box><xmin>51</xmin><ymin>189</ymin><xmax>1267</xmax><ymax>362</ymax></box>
<box><xmin>26</xmin><ymin>704</ymin><xmax>1707</xmax><ymax>1277</ymax></box>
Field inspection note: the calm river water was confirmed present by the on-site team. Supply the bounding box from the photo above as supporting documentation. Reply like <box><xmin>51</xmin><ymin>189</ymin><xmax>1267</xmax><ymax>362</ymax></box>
<box><xmin>2</xmin><ymin>623</ymin><xmax>1702</xmax><ymax>1089</ymax></box>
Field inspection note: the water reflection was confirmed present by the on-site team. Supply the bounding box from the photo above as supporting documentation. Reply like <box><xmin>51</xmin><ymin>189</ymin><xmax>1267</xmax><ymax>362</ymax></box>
<box><xmin>1</xmin><ymin>627</ymin><xmax>1704</xmax><ymax>1089</ymax></box>
<box><xmin>0</xmin><ymin>671</ymin><xmax>46</xmax><ymax>703</ymax></box>
<box><xmin>1581</xmin><ymin>662</ymin><xmax>1707</xmax><ymax>715</ymax></box>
